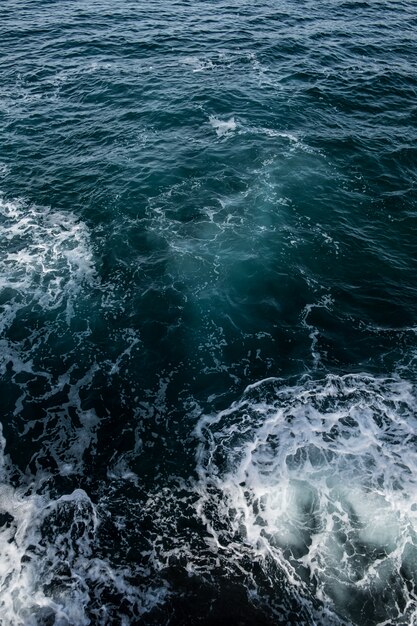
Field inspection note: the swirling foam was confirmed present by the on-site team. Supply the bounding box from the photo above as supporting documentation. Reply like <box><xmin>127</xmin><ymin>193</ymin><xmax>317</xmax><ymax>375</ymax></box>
<box><xmin>195</xmin><ymin>373</ymin><xmax>417</xmax><ymax>625</ymax></box>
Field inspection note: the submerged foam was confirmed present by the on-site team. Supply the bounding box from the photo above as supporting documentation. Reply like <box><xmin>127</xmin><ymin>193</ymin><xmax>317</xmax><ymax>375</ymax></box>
<box><xmin>195</xmin><ymin>373</ymin><xmax>417</xmax><ymax>625</ymax></box>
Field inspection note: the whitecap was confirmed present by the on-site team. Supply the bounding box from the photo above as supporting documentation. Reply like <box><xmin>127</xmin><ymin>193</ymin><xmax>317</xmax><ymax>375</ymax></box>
<box><xmin>209</xmin><ymin>115</ymin><xmax>236</xmax><ymax>138</ymax></box>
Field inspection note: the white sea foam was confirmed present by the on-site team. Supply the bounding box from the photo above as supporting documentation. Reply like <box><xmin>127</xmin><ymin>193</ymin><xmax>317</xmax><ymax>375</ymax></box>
<box><xmin>0</xmin><ymin>195</ymin><xmax>96</xmax><ymax>330</ymax></box>
<box><xmin>195</xmin><ymin>373</ymin><xmax>417</xmax><ymax>625</ymax></box>
<box><xmin>0</xmin><ymin>420</ymin><xmax>169</xmax><ymax>626</ymax></box>
<box><xmin>209</xmin><ymin>115</ymin><xmax>237</xmax><ymax>137</ymax></box>
<box><xmin>0</xmin><ymin>195</ymin><xmax>102</xmax><ymax>472</ymax></box>
<box><xmin>0</xmin><ymin>195</ymin><xmax>141</xmax><ymax>483</ymax></box>
<box><xmin>260</xmin><ymin>127</ymin><xmax>298</xmax><ymax>143</ymax></box>
<box><xmin>0</xmin><ymin>196</ymin><xmax>170</xmax><ymax>623</ymax></box>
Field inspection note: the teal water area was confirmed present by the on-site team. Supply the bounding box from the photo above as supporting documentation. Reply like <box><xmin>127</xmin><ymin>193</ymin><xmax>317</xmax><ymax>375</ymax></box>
<box><xmin>1</xmin><ymin>1</ymin><xmax>417</xmax><ymax>624</ymax></box>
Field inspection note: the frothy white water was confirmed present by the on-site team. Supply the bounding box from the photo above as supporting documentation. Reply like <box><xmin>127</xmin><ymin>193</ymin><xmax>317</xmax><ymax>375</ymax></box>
<box><xmin>0</xmin><ymin>422</ymin><xmax>169</xmax><ymax>626</ymax></box>
<box><xmin>0</xmin><ymin>197</ymin><xmax>166</xmax><ymax>623</ymax></box>
<box><xmin>0</xmin><ymin>195</ymin><xmax>102</xmax><ymax>475</ymax></box>
<box><xmin>0</xmin><ymin>195</ymin><xmax>96</xmax><ymax>333</ymax></box>
<box><xmin>195</xmin><ymin>373</ymin><xmax>417</xmax><ymax>625</ymax></box>
<box><xmin>209</xmin><ymin>115</ymin><xmax>236</xmax><ymax>137</ymax></box>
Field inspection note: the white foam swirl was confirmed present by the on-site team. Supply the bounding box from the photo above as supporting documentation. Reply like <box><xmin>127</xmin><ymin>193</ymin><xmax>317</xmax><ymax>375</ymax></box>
<box><xmin>195</xmin><ymin>373</ymin><xmax>417</xmax><ymax>625</ymax></box>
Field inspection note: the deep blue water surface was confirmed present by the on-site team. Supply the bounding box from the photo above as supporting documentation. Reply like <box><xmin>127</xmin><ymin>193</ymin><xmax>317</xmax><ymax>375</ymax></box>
<box><xmin>1</xmin><ymin>2</ymin><xmax>417</xmax><ymax>624</ymax></box>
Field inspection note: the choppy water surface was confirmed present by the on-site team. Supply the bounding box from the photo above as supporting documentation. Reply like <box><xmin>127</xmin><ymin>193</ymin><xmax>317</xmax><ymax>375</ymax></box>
<box><xmin>1</xmin><ymin>1</ymin><xmax>417</xmax><ymax>624</ymax></box>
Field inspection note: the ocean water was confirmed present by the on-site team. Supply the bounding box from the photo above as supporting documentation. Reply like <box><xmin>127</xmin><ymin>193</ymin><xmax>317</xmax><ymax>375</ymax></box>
<box><xmin>1</xmin><ymin>1</ymin><xmax>417</xmax><ymax>624</ymax></box>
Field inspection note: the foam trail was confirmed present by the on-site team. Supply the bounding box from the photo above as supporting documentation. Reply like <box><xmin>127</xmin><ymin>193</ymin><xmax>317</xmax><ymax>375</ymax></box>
<box><xmin>301</xmin><ymin>295</ymin><xmax>334</xmax><ymax>369</ymax></box>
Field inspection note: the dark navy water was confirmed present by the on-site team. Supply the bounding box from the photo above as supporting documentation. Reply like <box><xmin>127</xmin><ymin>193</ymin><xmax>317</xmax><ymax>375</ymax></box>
<box><xmin>1</xmin><ymin>1</ymin><xmax>417</xmax><ymax>624</ymax></box>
